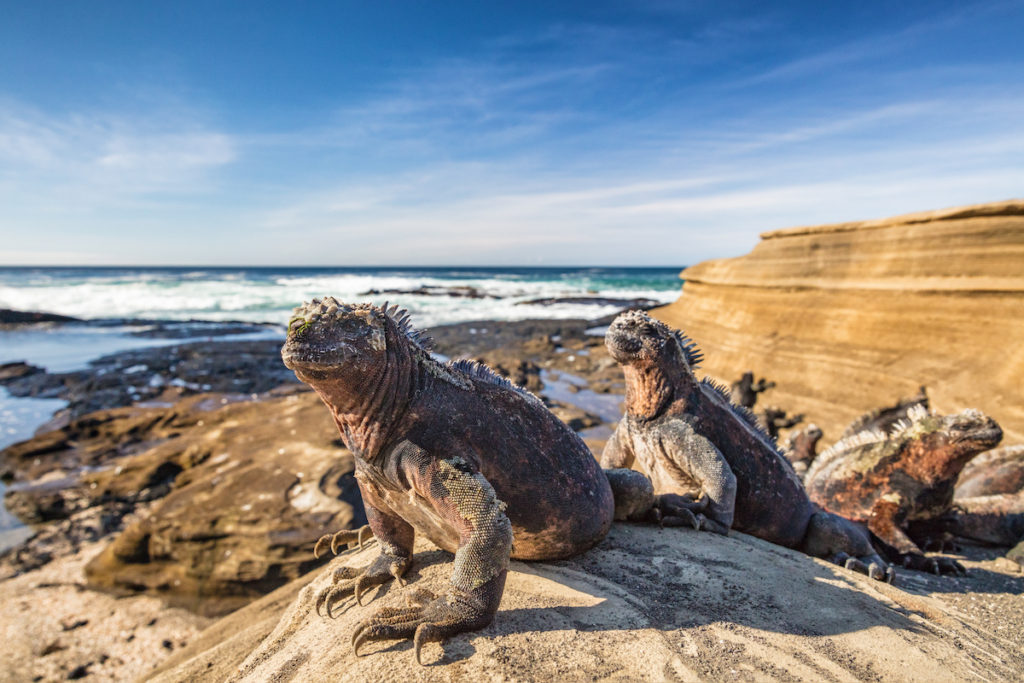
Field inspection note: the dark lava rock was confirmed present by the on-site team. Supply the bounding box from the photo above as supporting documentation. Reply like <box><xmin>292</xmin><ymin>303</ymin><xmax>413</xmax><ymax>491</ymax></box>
<box><xmin>515</xmin><ymin>296</ymin><xmax>659</xmax><ymax>308</ymax></box>
<box><xmin>1</xmin><ymin>339</ymin><xmax>300</xmax><ymax>423</ymax></box>
<box><xmin>0</xmin><ymin>309</ymin><xmax>81</xmax><ymax>325</ymax></box>
<box><xmin>361</xmin><ymin>285</ymin><xmax>498</xmax><ymax>299</ymax></box>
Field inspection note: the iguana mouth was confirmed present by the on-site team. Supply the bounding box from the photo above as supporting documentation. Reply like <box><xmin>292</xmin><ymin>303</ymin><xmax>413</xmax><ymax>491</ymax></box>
<box><xmin>281</xmin><ymin>340</ymin><xmax>354</xmax><ymax>370</ymax></box>
<box><xmin>953</xmin><ymin>425</ymin><xmax>1002</xmax><ymax>446</ymax></box>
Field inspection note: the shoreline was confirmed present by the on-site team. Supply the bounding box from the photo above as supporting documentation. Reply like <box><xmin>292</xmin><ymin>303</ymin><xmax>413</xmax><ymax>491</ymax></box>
<box><xmin>1</xmin><ymin>307</ymin><xmax>1022</xmax><ymax>681</ymax></box>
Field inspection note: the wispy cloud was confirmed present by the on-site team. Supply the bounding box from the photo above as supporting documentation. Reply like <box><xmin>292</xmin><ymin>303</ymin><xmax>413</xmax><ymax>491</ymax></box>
<box><xmin>2</xmin><ymin>3</ymin><xmax>1023</xmax><ymax>265</ymax></box>
<box><xmin>0</xmin><ymin>100</ymin><xmax>235</xmax><ymax>204</ymax></box>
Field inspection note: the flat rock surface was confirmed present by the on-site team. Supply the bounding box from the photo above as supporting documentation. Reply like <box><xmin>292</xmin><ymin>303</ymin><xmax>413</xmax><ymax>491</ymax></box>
<box><xmin>0</xmin><ymin>542</ymin><xmax>211</xmax><ymax>682</ymax></box>
<box><xmin>149</xmin><ymin>525</ymin><xmax>1024</xmax><ymax>683</ymax></box>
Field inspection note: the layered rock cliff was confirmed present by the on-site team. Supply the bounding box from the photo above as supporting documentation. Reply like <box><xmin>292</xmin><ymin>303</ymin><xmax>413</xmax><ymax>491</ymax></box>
<box><xmin>653</xmin><ymin>200</ymin><xmax>1024</xmax><ymax>445</ymax></box>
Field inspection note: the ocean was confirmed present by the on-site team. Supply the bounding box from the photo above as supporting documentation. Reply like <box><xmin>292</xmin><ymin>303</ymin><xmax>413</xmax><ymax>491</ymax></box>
<box><xmin>0</xmin><ymin>266</ymin><xmax>681</xmax><ymax>330</ymax></box>
<box><xmin>0</xmin><ymin>265</ymin><xmax>681</xmax><ymax>442</ymax></box>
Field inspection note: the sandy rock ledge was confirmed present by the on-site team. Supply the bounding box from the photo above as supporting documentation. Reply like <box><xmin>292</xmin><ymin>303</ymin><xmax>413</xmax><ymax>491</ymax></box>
<box><xmin>149</xmin><ymin>524</ymin><xmax>1024</xmax><ymax>682</ymax></box>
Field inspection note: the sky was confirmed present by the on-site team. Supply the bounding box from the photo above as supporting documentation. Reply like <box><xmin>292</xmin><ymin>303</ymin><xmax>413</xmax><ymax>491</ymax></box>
<box><xmin>1</xmin><ymin>1</ymin><xmax>1022</xmax><ymax>266</ymax></box>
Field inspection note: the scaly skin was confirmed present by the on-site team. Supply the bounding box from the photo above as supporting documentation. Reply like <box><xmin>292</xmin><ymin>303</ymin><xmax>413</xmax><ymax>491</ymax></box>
<box><xmin>805</xmin><ymin>406</ymin><xmax>1003</xmax><ymax>574</ymax></box>
<box><xmin>909</xmin><ymin>445</ymin><xmax>1024</xmax><ymax>548</ymax></box>
<box><xmin>600</xmin><ymin>310</ymin><xmax>893</xmax><ymax>582</ymax></box>
<box><xmin>281</xmin><ymin>298</ymin><xmax>691</xmax><ymax>664</ymax></box>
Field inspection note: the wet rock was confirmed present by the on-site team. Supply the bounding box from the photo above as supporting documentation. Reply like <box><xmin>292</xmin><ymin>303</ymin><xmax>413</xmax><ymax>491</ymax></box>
<box><xmin>0</xmin><ymin>361</ymin><xmax>45</xmax><ymax>382</ymax></box>
<box><xmin>361</xmin><ymin>285</ymin><xmax>498</xmax><ymax>299</ymax></box>
<box><xmin>515</xmin><ymin>296</ymin><xmax>658</xmax><ymax>308</ymax></box>
<box><xmin>0</xmin><ymin>309</ymin><xmax>81</xmax><ymax>325</ymax></box>
<box><xmin>545</xmin><ymin>402</ymin><xmax>603</xmax><ymax>432</ymax></box>
<box><xmin>1</xmin><ymin>339</ymin><xmax>300</xmax><ymax>423</ymax></box>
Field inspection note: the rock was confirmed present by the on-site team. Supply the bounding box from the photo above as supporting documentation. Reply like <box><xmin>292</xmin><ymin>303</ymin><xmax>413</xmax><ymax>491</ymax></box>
<box><xmin>0</xmin><ymin>309</ymin><xmax>80</xmax><ymax>324</ymax></box>
<box><xmin>360</xmin><ymin>285</ymin><xmax>498</xmax><ymax>299</ymax></box>
<box><xmin>0</xmin><ymin>338</ymin><xmax>299</xmax><ymax>422</ymax></box>
<box><xmin>2</xmin><ymin>391</ymin><xmax>365</xmax><ymax>614</ymax></box>
<box><xmin>80</xmin><ymin>391</ymin><xmax>365</xmax><ymax>616</ymax></box>
<box><xmin>1008</xmin><ymin>539</ymin><xmax>1024</xmax><ymax>566</ymax></box>
<box><xmin>515</xmin><ymin>296</ymin><xmax>659</xmax><ymax>308</ymax></box>
<box><xmin>146</xmin><ymin>526</ymin><xmax>1024</xmax><ymax>682</ymax></box>
<box><xmin>545</xmin><ymin>401</ymin><xmax>603</xmax><ymax>432</ymax></box>
<box><xmin>956</xmin><ymin>444</ymin><xmax>1024</xmax><ymax>498</ymax></box>
<box><xmin>653</xmin><ymin>199</ymin><xmax>1024</xmax><ymax>445</ymax></box>
<box><xmin>0</xmin><ymin>361</ymin><xmax>44</xmax><ymax>382</ymax></box>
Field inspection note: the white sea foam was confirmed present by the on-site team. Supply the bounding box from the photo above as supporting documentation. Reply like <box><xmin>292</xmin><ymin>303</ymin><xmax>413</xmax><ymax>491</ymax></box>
<box><xmin>0</xmin><ymin>268</ymin><xmax>680</xmax><ymax>328</ymax></box>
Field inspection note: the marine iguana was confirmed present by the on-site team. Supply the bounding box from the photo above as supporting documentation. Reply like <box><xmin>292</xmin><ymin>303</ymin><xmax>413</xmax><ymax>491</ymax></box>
<box><xmin>805</xmin><ymin>405</ymin><xmax>1002</xmax><ymax>574</ymax></box>
<box><xmin>781</xmin><ymin>423</ymin><xmax>824</xmax><ymax>479</ymax></box>
<box><xmin>910</xmin><ymin>445</ymin><xmax>1024</xmax><ymax>548</ymax></box>
<box><xmin>730</xmin><ymin>371</ymin><xmax>774</xmax><ymax>408</ymax></box>
<box><xmin>281</xmin><ymin>298</ymin><xmax>693</xmax><ymax>664</ymax></box>
<box><xmin>599</xmin><ymin>310</ymin><xmax>893</xmax><ymax>581</ymax></box>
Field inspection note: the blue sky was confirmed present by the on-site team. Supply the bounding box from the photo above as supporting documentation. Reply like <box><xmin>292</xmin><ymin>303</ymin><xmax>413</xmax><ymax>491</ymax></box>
<box><xmin>1</xmin><ymin>1</ymin><xmax>1022</xmax><ymax>266</ymax></box>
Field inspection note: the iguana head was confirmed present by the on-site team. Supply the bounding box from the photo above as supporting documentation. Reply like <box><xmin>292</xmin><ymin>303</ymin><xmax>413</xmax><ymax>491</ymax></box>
<box><xmin>887</xmin><ymin>406</ymin><xmax>1003</xmax><ymax>483</ymax></box>
<box><xmin>605</xmin><ymin>310</ymin><xmax>703</xmax><ymax>371</ymax></box>
<box><xmin>281</xmin><ymin>297</ymin><xmax>389</xmax><ymax>381</ymax></box>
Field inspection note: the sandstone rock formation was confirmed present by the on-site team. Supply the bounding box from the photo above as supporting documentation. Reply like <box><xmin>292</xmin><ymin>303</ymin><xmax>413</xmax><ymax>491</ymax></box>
<box><xmin>653</xmin><ymin>200</ymin><xmax>1024</xmax><ymax>445</ymax></box>
<box><xmin>146</xmin><ymin>525</ymin><xmax>1024</xmax><ymax>682</ymax></box>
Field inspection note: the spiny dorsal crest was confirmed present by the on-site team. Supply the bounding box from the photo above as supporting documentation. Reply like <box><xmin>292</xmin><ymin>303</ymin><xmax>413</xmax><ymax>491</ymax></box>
<box><xmin>887</xmin><ymin>403</ymin><xmax>934</xmax><ymax>439</ymax></box>
<box><xmin>699</xmin><ymin>377</ymin><xmax>783</xmax><ymax>453</ymax></box>
<box><xmin>808</xmin><ymin>428</ymin><xmax>889</xmax><ymax>482</ymax></box>
<box><xmin>447</xmin><ymin>359</ymin><xmax>542</xmax><ymax>403</ymax></box>
<box><xmin>673</xmin><ymin>330</ymin><xmax>704</xmax><ymax>370</ymax></box>
<box><xmin>376</xmin><ymin>300</ymin><xmax>435</xmax><ymax>352</ymax></box>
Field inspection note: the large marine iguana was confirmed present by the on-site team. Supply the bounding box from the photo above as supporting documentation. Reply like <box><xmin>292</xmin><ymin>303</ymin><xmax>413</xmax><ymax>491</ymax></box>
<box><xmin>804</xmin><ymin>405</ymin><xmax>1003</xmax><ymax>574</ymax></box>
<box><xmin>599</xmin><ymin>310</ymin><xmax>893</xmax><ymax>581</ymax></box>
<box><xmin>281</xmin><ymin>298</ymin><xmax>693</xmax><ymax>664</ymax></box>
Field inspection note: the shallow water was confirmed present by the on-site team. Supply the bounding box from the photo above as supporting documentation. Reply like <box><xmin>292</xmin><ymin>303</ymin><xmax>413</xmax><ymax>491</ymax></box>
<box><xmin>0</xmin><ymin>323</ymin><xmax>284</xmax><ymax>373</ymax></box>
<box><xmin>541</xmin><ymin>369</ymin><xmax>624</xmax><ymax>424</ymax></box>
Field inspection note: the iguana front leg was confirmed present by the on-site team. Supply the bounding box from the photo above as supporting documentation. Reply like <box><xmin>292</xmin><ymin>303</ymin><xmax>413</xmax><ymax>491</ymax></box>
<box><xmin>352</xmin><ymin>454</ymin><xmax>513</xmax><ymax>665</ymax></box>
<box><xmin>315</xmin><ymin>484</ymin><xmax>415</xmax><ymax>617</ymax></box>
<box><xmin>600</xmin><ymin>428</ymin><xmax>635</xmax><ymax>469</ymax></box>
<box><xmin>655</xmin><ymin>419</ymin><xmax>737</xmax><ymax>535</ymax></box>
<box><xmin>868</xmin><ymin>497</ymin><xmax>965</xmax><ymax>576</ymax></box>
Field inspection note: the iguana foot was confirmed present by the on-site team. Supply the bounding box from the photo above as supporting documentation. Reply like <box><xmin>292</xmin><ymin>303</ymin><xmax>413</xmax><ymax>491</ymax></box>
<box><xmin>900</xmin><ymin>552</ymin><xmax>966</xmax><ymax>576</ymax></box>
<box><xmin>313</xmin><ymin>524</ymin><xmax>374</xmax><ymax>559</ymax></box>
<box><xmin>651</xmin><ymin>494</ymin><xmax>701</xmax><ymax>530</ymax></box>
<box><xmin>352</xmin><ymin>573</ymin><xmax>504</xmax><ymax>666</ymax></box>
<box><xmin>831</xmin><ymin>551</ymin><xmax>896</xmax><ymax>583</ymax></box>
<box><xmin>314</xmin><ymin>551</ymin><xmax>411</xmax><ymax>618</ymax></box>
<box><xmin>692</xmin><ymin>513</ymin><xmax>730</xmax><ymax>535</ymax></box>
<box><xmin>920</xmin><ymin>534</ymin><xmax>961</xmax><ymax>553</ymax></box>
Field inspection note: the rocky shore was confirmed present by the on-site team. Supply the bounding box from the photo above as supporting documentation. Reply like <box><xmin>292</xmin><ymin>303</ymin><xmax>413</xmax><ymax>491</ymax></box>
<box><xmin>1</xmin><ymin>299</ymin><xmax>1022</xmax><ymax>681</ymax></box>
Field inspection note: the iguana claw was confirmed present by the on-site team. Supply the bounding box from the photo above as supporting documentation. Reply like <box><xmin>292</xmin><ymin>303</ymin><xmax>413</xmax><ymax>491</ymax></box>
<box><xmin>314</xmin><ymin>551</ymin><xmax>411</xmax><ymax>618</ymax></box>
<box><xmin>313</xmin><ymin>524</ymin><xmax>374</xmax><ymax>559</ymax></box>
<box><xmin>349</xmin><ymin>586</ymin><xmax>494</xmax><ymax>666</ymax></box>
